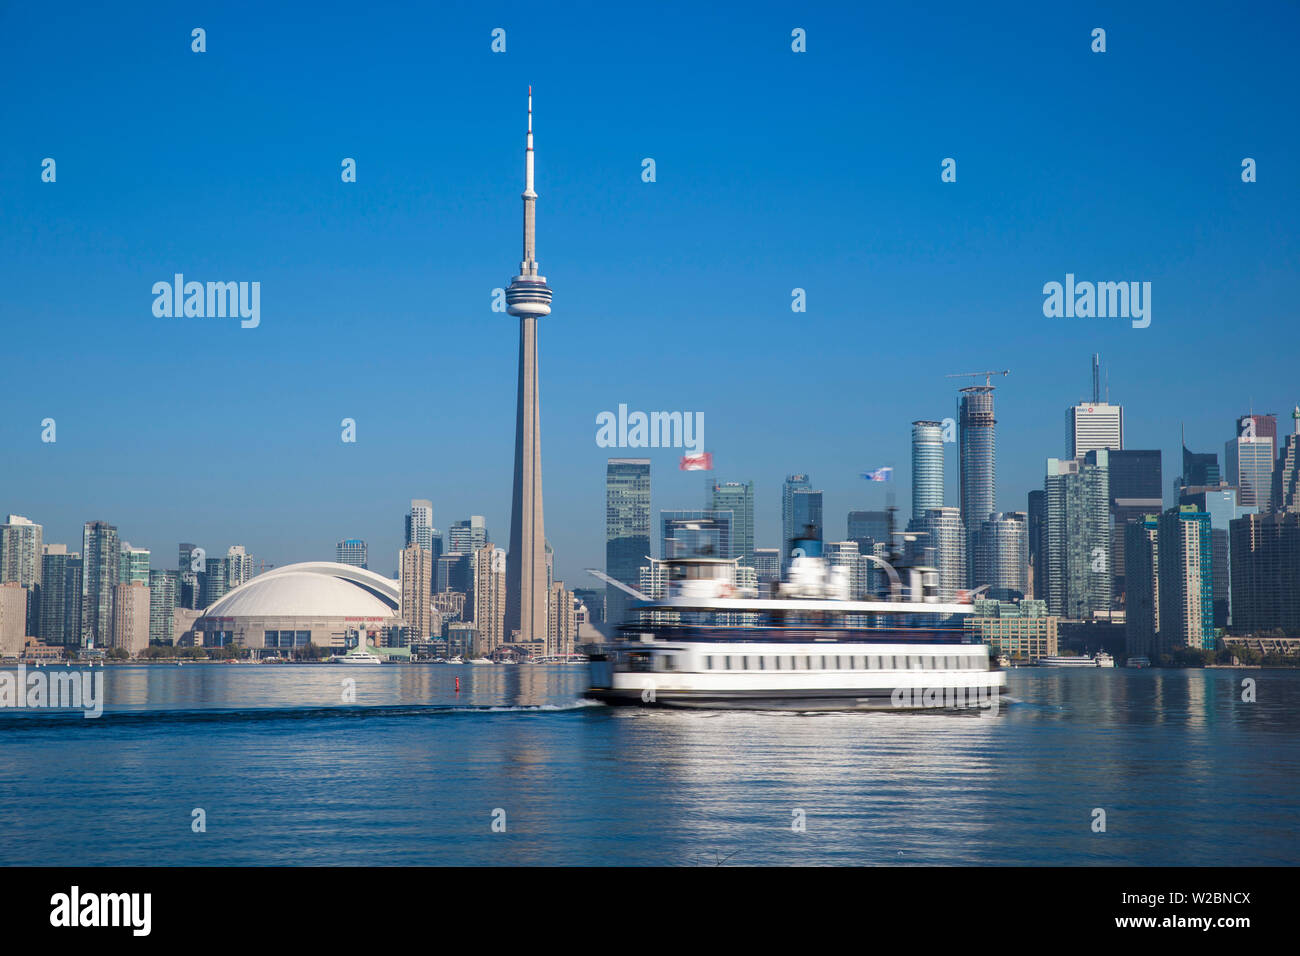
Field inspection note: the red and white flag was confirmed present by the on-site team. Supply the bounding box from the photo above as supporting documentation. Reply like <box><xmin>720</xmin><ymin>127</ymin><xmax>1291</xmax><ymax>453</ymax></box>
<box><xmin>679</xmin><ymin>452</ymin><xmax>713</xmax><ymax>471</ymax></box>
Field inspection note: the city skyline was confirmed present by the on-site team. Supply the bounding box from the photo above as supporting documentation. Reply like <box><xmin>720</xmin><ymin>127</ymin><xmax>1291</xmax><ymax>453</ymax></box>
<box><xmin>3</xmin><ymin>4</ymin><xmax>1298</xmax><ymax>589</ymax></box>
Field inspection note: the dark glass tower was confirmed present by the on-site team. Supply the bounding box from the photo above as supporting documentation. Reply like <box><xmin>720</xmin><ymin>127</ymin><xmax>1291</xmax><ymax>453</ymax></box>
<box><xmin>605</xmin><ymin>459</ymin><xmax>650</xmax><ymax>626</ymax></box>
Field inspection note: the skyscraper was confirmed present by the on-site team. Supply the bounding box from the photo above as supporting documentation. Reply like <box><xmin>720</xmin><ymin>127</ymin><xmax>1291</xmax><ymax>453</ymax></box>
<box><xmin>1027</xmin><ymin>490</ymin><xmax>1046</xmax><ymax>600</ymax></box>
<box><xmin>781</xmin><ymin>478</ymin><xmax>823</xmax><ymax>568</ymax></box>
<box><xmin>781</xmin><ymin>474</ymin><xmax>812</xmax><ymax>571</ymax></box>
<box><xmin>448</xmin><ymin>517</ymin><xmax>488</xmax><ymax>554</ymax></box>
<box><xmin>149</xmin><ymin>569</ymin><xmax>178</xmax><ymax>645</ymax></box>
<box><xmin>959</xmin><ymin>386</ymin><xmax>997</xmax><ymax>533</ymax></box>
<box><xmin>1179</xmin><ymin>486</ymin><xmax>1255</xmax><ymax>628</ymax></box>
<box><xmin>1157</xmin><ymin>506</ymin><xmax>1214</xmax><ymax>652</ymax></box>
<box><xmin>1272</xmin><ymin>406</ymin><xmax>1300</xmax><ymax>514</ymax></box>
<box><xmin>119</xmin><ymin>543</ymin><xmax>150</xmax><ymax>585</ymax></box>
<box><xmin>1066</xmin><ymin>403</ymin><xmax>1124</xmax><ymax>458</ymax></box>
<box><xmin>605</xmin><ymin>458</ymin><xmax>650</xmax><ymax>626</ymax></box>
<box><xmin>1229</xmin><ymin>511</ymin><xmax>1300</xmax><ymax>635</ymax></box>
<box><xmin>406</xmin><ymin>499</ymin><xmax>435</xmax><ymax>551</ymax></box>
<box><xmin>916</xmin><ymin>507</ymin><xmax>966</xmax><ymax>602</ymax></box>
<box><xmin>910</xmin><ymin>420</ymin><xmax>944</xmax><ymax>525</ymax></box>
<box><xmin>81</xmin><ymin>520</ymin><xmax>120</xmax><ymax>649</ymax></box>
<box><xmin>1108</xmin><ymin>449</ymin><xmax>1163</xmax><ymax>608</ymax></box>
<box><xmin>0</xmin><ymin>515</ymin><xmax>43</xmax><ymax>635</ymax></box>
<box><xmin>400</xmin><ymin>544</ymin><xmax>434</xmax><ymax>640</ymax></box>
<box><xmin>39</xmin><ymin>545</ymin><xmax>81</xmax><ymax>647</ymax></box>
<box><xmin>661</xmin><ymin>511</ymin><xmax>733</xmax><ymax>560</ymax></box>
<box><xmin>504</xmin><ymin>88</ymin><xmax>553</xmax><ymax>646</ymax></box>
<box><xmin>1124</xmin><ymin>516</ymin><xmax>1160</xmax><ymax>658</ymax></box>
<box><xmin>226</xmin><ymin>545</ymin><xmax>254</xmax><ymax>588</ymax></box>
<box><xmin>972</xmin><ymin>512</ymin><xmax>1028</xmax><ymax>601</ymax></box>
<box><xmin>753</xmin><ymin>548</ymin><xmax>781</xmax><ymax>585</ymax></box>
<box><xmin>1044</xmin><ymin>450</ymin><xmax>1111</xmax><ymax>619</ymax></box>
<box><xmin>472</xmin><ymin>544</ymin><xmax>507</xmax><ymax>657</ymax></box>
<box><xmin>112</xmin><ymin>581</ymin><xmax>150</xmax><ymax>656</ymax></box>
<box><xmin>1180</xmin><ymin>442</ymin><xmax>1221</xmax><ymax>491</ymax></box>
<box><xmin>336</xmin><ymin>539</ymin><xmax>367</xmax><ymax>569</ymax></box>
<box><xmin>0</xmin><ymin>515</ymin><xmax>43</xmax><ymax>589</ymax></box>
<box><xmin>710</xmin><ymin>481</ymin><xmax>755</xmax><ymax>567</ymax></box>
<box><xmin>1225</xmin><ymin>413</ymin><xmax>1277</xmax><ymax>510</ymax></box>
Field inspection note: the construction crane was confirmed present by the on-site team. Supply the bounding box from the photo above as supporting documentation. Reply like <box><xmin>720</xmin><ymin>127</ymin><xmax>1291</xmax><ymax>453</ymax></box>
<box><xmin>946</xmin><ymin>369</ymin><xmax>1009</xmax><ymax>387</ymax></box>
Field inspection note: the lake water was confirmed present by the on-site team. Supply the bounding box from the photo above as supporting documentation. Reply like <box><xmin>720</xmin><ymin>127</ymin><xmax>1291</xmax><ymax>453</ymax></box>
<box><xmin>1</xmin><ymin>664</ymin><xmax>1296</xmax><ymax>865</ymax></box>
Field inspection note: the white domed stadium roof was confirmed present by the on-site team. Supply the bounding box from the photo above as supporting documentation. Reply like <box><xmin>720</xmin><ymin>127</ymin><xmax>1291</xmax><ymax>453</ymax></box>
<box><xmin>204</xmin><ymin>562</ymin><xmax>400</xmax><ymax>619</ymax></box>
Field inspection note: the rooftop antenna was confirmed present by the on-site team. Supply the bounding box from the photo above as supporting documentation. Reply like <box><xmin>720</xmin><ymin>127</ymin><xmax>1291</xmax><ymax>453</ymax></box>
<box><xmin>1092</xmin><ymin>353</ymin><xmax>1100</xmax><ymax>404</ymax></box>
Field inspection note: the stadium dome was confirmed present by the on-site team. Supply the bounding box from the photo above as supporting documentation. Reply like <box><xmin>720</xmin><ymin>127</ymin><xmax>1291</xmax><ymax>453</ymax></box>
<box><xmin>205</xmin><ymin>562</ymin><xmax>399</xmax><ymax>618</ymax></box>
<box><xmin>194</xmin><ymin>562</ymin><xmax>400</xmax><ymax>656</ymax></box>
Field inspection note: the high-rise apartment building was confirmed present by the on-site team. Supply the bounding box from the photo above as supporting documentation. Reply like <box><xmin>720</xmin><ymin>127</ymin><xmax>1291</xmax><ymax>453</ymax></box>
<box><xmin>1178</xmin><ymin>486</ymin><xmax>1255</xmax><ymax>628</ymax></box>
<box><xmin>781</xmin><ymin>474</ymin><xmax>813</xmax><ymax>571</ymax></box>
<box><xmin>148</xmin><ymin>569</ymin><xmax>178</xmax><ymax>645</ymax></box>
<box><xmin>1027</xmin><ymin>490</ymin><xmax>1046</xmax><ymax>600</ymax></box>
<box><xmin>1157</xmin><ymin>506</ymin><xmax>1214</xmax><ymax>652</ymax></box>
<box><xmin>1124</xmin><ymin>516</ymin><xmax>1160</xmax><ymax>658</ymax></box>
<box><xmin>399</xmin><ymin>545</ymin><xmax>434</xmax><ymax>640</ymax></box>
<box><xmin>471</xmin><ymin>544</ymin><xmax>507</xmax><ymax>657</ymax></box>
<box><xmin>959</xmin><ymin>387</ymin><xmax>997</xmax><ymax>532</ymax></box>
<box><xmin>112</xmin><ymin>581</ymin><xmax>151</xmax><ymax>656</ymax></box>
<box><xmin>226</xmin><ymin>545</ymin><xmax>254</xmax><ymax>588</ymax></box>
<box><xmin>81</xmin><ymin>521</ymin><xmax>120</xmax><ymax>649</ymax></box>
<box><xmin>119</xmin><ymin>543</ymin><xmax>150</xmax><ymax>585</ymax></box>
<box><xmin>605</xmin><ymin>459</ymin><xmax>650</xmax><ymax>626</ymax></box>
<box><xmin>824</xmin><ymin>540</ymin><xmax>872</xmax><ymax>600</ymax></box>
<box><xmin>972</xmin><ymin>512</ymin><xmax>1028</xmax><ymax>601</ymax></box>
<box><xmin>0</xmin><ymin>583</ymin><xmax>27</xmax><ymax>656</ymax></box>
<box><xmin>1044</xmin><ymin>450</ymin><xmax>1111</xmax><ymax>619</ymax></box>
<box><xmin>336</xmin><ymin>539</ymin><xmax>368</xmax><ymax>569</ymax></box>
<box><xmin>710</xmin><ymin>481</ymin><xmax>754</xmax><ymax>567</ymax></box>
<box><xmin>39</xmin><ymin>545</ymin><xmax>81</xmax><ymax>647</ymax></box>
<box><xmin>917</xmin><ymin>507</ymin><xmax>966</xmax><ymax>602</ymax></box>
<box><xmin>911</xmin><ymin>420</ymin><xmax>945</xmax><ymax>525</ymax></box>
<box><xmin>1</xmin><ymin>515</ymin><xmax>43</xmax><ymax>636</ymax></box>
<box><xmin>547</xmin><ymin>580</ymin><xmax>576</xmax><ymax>657</ymax></box>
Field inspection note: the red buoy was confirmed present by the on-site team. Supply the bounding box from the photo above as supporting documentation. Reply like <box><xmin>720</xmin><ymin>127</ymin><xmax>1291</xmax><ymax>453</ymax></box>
<box><xmin>455</xmin><ymin>676</ymin><xmax>460</xmax><ymax>692</ymax></box>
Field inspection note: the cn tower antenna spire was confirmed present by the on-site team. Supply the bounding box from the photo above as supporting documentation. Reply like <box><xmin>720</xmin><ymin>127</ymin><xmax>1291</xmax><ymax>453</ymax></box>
<box><xmin>522</xmin><ymin>85</ymin><xmax>537</xmax><ymax>272</ymax></box>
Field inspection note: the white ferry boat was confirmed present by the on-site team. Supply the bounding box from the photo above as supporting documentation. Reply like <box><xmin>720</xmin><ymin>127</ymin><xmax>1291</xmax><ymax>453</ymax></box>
<box><xmin>1126</xmin><ymin>655</ymin><xmax>1151</xmax><ymax>669</ymax></box>
<box><xmin>587</xmin><ymin>539</ymin><xmax>1005</xmax><ymax>712</ymax></box>
<box><xmin>1094</xmin><ymin>651</ymin><xmax>1115</xmax><ymax>668</ymax></box>
<box><xmin>1037</xmin><ymin>655</ymin><xmax>1099</xmax><ymax>667</ymax></box>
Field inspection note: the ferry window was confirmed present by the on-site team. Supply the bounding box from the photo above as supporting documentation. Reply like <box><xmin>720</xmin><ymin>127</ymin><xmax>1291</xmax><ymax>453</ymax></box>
<box><xmin>773</xmin><ymin>656</ymin><xmax>781</xmax><ymax>670</ymax></box>
<box><xmin>741</xmin><ymin>656</ymin><xmax>749</xmax><ymax>670</ymax></box>
<box><xmin>835</xmin><ymin>656</ymin><xmax>842</xmax><ymax>669</ymax></box>
<box><xmin>820</xmin><ymin>656</ymin><xmax>828</xmax><ymax>670</ymax></box>
<box><xmin>790</xmin><ymin>656</ymin><xmax>799</xmax><ymax>670</ymax></box>
<box><xmin>662</xmin><ymin>655</ymin><xmax>675</xmax><ymax>671</ymax></box>
<box><xmin>704</xmin><ymin>655</ymin><xmax>713</xmax><ymax>670</ymax></box>
<box><xmin>758</xmin><ymin>656</ymin><xmax>765</xmax><ymax>670</ymax></box>
<box><xmin>725</xmin><ymin>656</ymin><xmax>732</xmax><ymax>670</ymax></box>
<box><xmin>805</xmin><ymin>656</ymin><xmax>813</xmax><ymax>670</ymax></box>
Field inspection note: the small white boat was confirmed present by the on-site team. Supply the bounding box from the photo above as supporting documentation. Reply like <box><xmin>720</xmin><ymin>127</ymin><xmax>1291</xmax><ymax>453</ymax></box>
<box><xmin>1094</xmin><ymin>652</ymin><xmax>1115</xmax><ymax>668</ymax></box>
<box><xmin>446</xmin><ymin>657</ymin><xmax>464</xmax><ymax>664</ymax></box>
<box><xmin>468</xmin><ymin>658</ymin><xmax>494</xmax><ymax>665</ymax></box>
<box><xmin>1126</xmin><ymin>655</ymin><xmax>1151</xmax><ymax>668</ymax></box>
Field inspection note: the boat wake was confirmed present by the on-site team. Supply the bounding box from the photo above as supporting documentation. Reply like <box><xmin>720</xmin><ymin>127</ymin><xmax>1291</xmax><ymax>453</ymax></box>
<box><xmin>0</xmin><ymin>699</ymin><xmax>605</xmax><ymax>731</ymax></box>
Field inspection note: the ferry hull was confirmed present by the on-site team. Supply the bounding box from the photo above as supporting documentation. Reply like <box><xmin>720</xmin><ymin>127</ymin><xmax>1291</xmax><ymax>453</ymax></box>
<box><xmin>586</xmin><ymin>683</ymin><xmax>1006</xmax><ymax>712</ymax></box>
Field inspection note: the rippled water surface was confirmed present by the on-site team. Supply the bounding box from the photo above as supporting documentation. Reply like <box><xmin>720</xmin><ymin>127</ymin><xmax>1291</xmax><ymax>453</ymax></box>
<box><xmin>1</xmin><ymin>664</ymin><xmax>1296</xmax><ymax>865</ymax></box>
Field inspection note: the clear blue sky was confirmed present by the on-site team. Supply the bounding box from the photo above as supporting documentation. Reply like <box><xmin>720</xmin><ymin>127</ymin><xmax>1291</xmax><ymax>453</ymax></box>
<box><xmin>2</xmin><ymin>0</ymin><xmax>1297</xmax><ymax>585</ymax></box>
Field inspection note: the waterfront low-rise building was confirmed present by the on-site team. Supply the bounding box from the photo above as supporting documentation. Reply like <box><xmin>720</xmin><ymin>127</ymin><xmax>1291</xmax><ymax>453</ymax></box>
<box><xmin>964</xmin><ymin>598</ymin><xmax>1058</xmax><ymax>662</ymax></box>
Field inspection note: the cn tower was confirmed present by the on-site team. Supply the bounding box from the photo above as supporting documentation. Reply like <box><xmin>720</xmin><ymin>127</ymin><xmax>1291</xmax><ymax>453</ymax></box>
<box><xmin>504</xmin><ymin>87</ymin><xmax>552</xmax><ymax>644</ymax></box>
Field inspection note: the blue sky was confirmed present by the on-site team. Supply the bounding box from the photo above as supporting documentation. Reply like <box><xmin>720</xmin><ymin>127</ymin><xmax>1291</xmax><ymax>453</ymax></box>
<box><xmin>2</xmin><ymin>0</ymin><xmax>1297</xmax><ymax>584</ymax></box>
